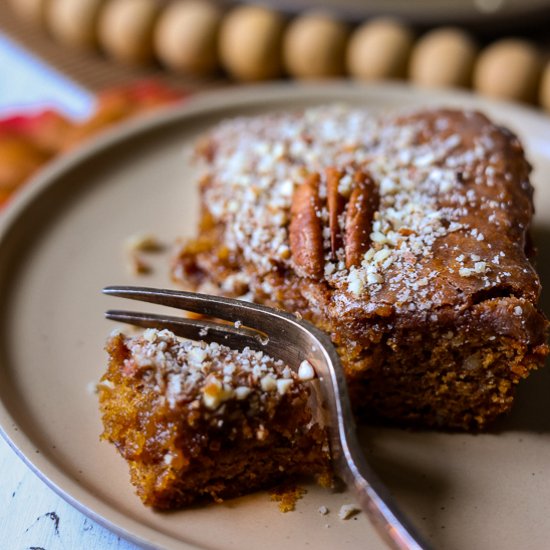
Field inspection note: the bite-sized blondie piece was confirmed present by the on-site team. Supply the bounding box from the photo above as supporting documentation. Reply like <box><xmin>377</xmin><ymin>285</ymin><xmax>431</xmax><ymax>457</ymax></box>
<box><xmin>99</xmin><ymin>329</ymin><xmax>331</xmax><ymax>509</ymax></box>
<box><xmin>175</xmin><ymin>106</ymin><xmax>548</xmax><ymax>430</ymax></box>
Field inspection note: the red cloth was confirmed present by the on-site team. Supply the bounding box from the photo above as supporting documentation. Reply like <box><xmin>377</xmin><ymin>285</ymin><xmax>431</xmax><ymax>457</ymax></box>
<box><xmin>0</xmin><ymin>81</ymin><xmax>186</xmax><ymax>207</ymax></box>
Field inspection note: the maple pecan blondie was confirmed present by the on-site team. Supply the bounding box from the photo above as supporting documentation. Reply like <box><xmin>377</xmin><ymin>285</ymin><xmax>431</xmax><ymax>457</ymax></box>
<box><xmin>175</xmin><ymin>106</ymin><xmax>548</xmax><ymax>430</ymax></box>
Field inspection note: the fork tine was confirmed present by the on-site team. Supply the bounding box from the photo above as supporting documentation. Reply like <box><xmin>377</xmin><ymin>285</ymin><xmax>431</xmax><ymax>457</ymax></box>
<box><xmin>102</xmin><ymin>286</ymin><xmax>325</xmax><ymax>368</ymax></box>
<box><xmin>103</xmin><ymin>286</ymin><xmax>281</xmax><ymax>328</ymax></box>
<box><xmin>106</xmin><ymin>310</ymin><xmax>269</xmax><ymax>351</ymax></box>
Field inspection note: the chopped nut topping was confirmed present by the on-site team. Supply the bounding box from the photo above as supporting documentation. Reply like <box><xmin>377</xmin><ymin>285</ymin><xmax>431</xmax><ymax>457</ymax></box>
<box><xmin>256</xmin><ymin>425</ymin><xmax>269</xmax><ymax>441</ymax></box>
<box><xmin>194</xmin><ymin>106</ymin><xmax>523</xmax><ymax>311</ymax></box>
<box><xmin>338</xmin><ymin>504</ymin><xmax>360</xmax><ymax>520</ymax></box>
<box><xmin>117</xmin><ymin>329</ymin><xmax>308</xmax><ymax>416</ymax></box>
<box><xmin>276</xmin><ymin>378</ymin><xmax>294</xmax><ymax>395</ymax></box>
<box><xmin>234</xmin><ymin>386</ymin><xmax>252</xmax><ymax>400</ymax></box>
<box><xmin>202</xmin><ymin>375</ymin><xmax>234</xmax><ymax>410</ymax></box>
<box><xmin>474</xmin><ymin>261</ymin><xmax>487</xmax><ymax>274</ymax></box>
<box><xmin>298</xmin><ymin>360</ymin><xmax>315</xmax><ymax>381</ymax></box>
<box><xmin>260</xmin><ymin>375</ymin><xmax>278</xmax><ymax>392</ymax></box>
<box><xmin>96</xmin><ymin>379</ymin><xmax>115</xmax><ymax>391</ymax></box>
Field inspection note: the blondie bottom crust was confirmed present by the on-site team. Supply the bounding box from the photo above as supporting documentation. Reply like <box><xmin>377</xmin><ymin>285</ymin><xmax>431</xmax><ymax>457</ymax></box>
<box><xmin>175</xmin><ymin>106</ymin><xmax>548</xmax><ymax>430</ymax></box>
<box><xmin>99</xmin><ymin>330</ymin><xmax>330</xmax><ymax>508</ymax></box>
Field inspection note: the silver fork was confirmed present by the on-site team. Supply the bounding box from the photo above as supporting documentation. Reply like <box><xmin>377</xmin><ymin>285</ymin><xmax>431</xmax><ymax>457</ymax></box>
<box><xmin>103</xmin><ymin>285</ymin><xmax>430</xmax><ymax>550</ymax></box>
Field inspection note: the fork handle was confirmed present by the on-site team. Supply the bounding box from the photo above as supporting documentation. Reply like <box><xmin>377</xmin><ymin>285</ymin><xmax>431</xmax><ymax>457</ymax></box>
<box><xmin>339</xmin><ymin>440</ymin><xmax>432</xmax><ymax>550</ymax></box>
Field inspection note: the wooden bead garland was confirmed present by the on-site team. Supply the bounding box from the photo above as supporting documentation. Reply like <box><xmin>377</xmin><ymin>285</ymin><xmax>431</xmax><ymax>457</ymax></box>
<box><xmin>8</xmin><ymin>0</ymin><xmax>50</xmax><ymax>26</ymax></box>
<box><xmin>46</xmin><ymin>0</ymin><xmax>105</xmax><ymax>50</ymax></box>
<box><xmin>219</xmin><ymin>5</ymin><xmax>285</xmax><ymax>81</ymax></box>
<box><xmin>347</xmin><ymin>18</ymin><xmax>414</xmax><ymax>81</ymax></box>
<box><xmin>9</xmin><ymin>0</ymin><xmax>550</xmax><ymax>112</ymax></box>
<box><xmin>473</xmin><ymin>39</ymin><xmax>542</xmax><ymax>103</ymax></box>
<box><xmin>154</xmin><ymin>1</ymin><xmax>222</xmax><ymax>77</ymax></box>
<box><xmin>284</xmin><ymin>12</ymin><xmax>349</xmax><ymax>79</ymax></box>
<box><xmin>98</xmin><ymin>0</ymin><xmax>158</xmax><ymax>66</ymax></box>
<box><xmin>409</xmin><ymin>28</ymin><xmax>478</xmax><ymax>88</ymax></box>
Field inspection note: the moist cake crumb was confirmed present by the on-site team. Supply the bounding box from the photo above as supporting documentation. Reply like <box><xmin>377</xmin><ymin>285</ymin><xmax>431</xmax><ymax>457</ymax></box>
<box><xmin>270</xmin><ymin>484</ymin><xmax>307</xmax><ymax>513</ymax></box>
<box><xmin>99</xmin><ymin>329</ymin><xmax>331</xmax><ymax>508</ymax></box>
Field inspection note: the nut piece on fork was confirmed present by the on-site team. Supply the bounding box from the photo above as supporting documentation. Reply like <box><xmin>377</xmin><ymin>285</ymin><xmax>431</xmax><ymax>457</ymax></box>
<box><xmin>103</xmin><ymin>285</ymin><xmax>431</xmax><ymax>550</ymax></box>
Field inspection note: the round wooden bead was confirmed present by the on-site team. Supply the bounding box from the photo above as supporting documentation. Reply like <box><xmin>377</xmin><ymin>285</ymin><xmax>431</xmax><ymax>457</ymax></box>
<box><xmin>409</xmin><ymin>27</ymin><xmax>477</xmax><ymax>88</ymax></box>
<box><xmin>154</xmin><ymin>0</ymin><xmax>222</xmax><ymax>77</ymax></box>
<box><xmin>540</xmin><ymin>61</ymin><xmax>550</xmax><ymax>112</ymax></box>
<box><xmin>8</xmin><ymin>0</ymin><xmax>49</xmax><ymax>26</ymax></box>
<box><xmin>347</xmin><ymin>18</ymin><xmax>413</xmax><ymax>80</ymax></box>
<box><xmin>98</xmin><ymin>0</ymin><xmax>158</xmax><ymax>66</ymax></box>
<box><xmin>219</xmin><ymin>5</ymin><xmax>285</xmax><ymax>81</ymax></box>
<box><xmin>473</xmin><ymin>39</ymin><xmax>542</xmax><ymax>103</ymax></box>
<box><xmin>46</xmin><ymin>0</ymin><xmax>104</xmax><ymax>50</ymax></box>
<box><xmin>283</xmin><ymin>12</ymin><xmax>349</xmax><ymax>79</ymax></box>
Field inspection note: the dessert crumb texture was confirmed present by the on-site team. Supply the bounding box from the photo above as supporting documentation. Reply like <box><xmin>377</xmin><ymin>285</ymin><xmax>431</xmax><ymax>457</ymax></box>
<box><xmin>270</xmin><ymin>484</ymin><xmax>307</xmax><ymax>513</ymax></box>
<box><xmin>99</xmin><ymin>329</ymin><xmax>331</xmax><ymax>508</ymax></box>
<box><xmin>125</xmin><ymin>232</ymin><xmax>163</xmax><ymax>252</ymax></box>
<box><xmin>125</xmin><ymin>232</ymin><xmax>164</xmax><ymax>275</ymax></box>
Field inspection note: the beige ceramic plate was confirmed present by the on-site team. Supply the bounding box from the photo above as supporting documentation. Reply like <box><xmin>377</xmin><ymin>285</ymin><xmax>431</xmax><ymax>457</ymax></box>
<box><xmin>1</xmin><ymin>83</ymin><xmax>550</xmax><ymax>550</ymax></box>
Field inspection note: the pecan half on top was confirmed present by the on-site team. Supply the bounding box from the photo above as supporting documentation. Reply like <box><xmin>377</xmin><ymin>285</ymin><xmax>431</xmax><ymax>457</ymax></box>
<box><xmin>289</xmin><ymin>167</ymin><xmax>379</xmax><ymax>280</ymax></box>
<box><xmin>289</xmin><ymin>173</ymin><xmax>324</xmax><ymax>279</ymax></box>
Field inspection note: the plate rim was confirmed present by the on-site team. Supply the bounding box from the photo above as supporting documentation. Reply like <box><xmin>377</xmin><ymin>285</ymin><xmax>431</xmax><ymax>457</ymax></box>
<box><xmin>1</xmin><ymin>81</ymin><xmax>550</xmax><ymax>550</ymax></box>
